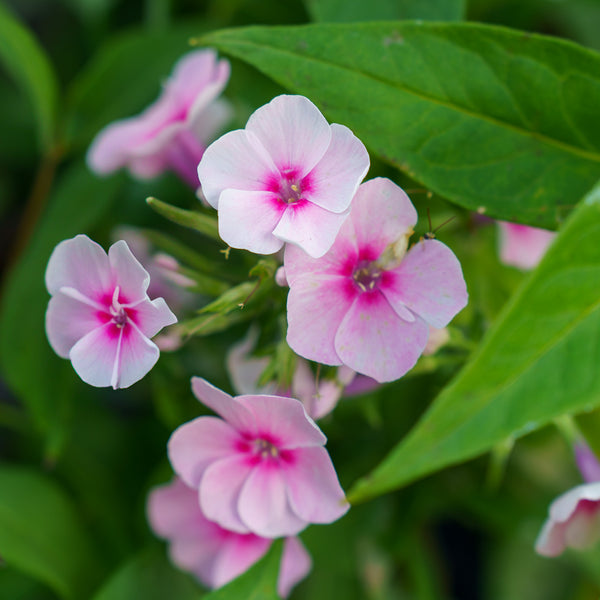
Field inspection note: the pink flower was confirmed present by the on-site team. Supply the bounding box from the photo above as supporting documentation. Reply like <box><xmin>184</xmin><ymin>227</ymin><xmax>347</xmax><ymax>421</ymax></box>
<box><xmin>197</xmin><ymin>94</ymin><xmax>370</xmax><ymax>258</ymax></box>
<box><xmin>535</xmin><ymin>483</ymin><xmax>600</xmax><ymax>556</ymax></box>
<box><xmin>147</xmin><ymin>477</ymin><xmax>311</xmax><ymax>597</ymax></box>
<box><xmin>284</xmin><ymin>177</ymin><xmax>468</xmax><ymax>383</ymax></box>
<box><xmin>497</xmin><ymin>222</ymin><xmax>556</xmax><ymax>270</ymax></box>
<box><xmin>168</xmin><ymin>377</ymin><xmax>349</xmax><ymax>538</ymax></box>
<box><xmin>87</xmin><ymin>49</ymin><xmax>231</xmax><ymax>188</ymax></box>
<box><xmin>45</xmin><ymin>235</ymin><xmax>177</xmax><ymax>389</ymax></box>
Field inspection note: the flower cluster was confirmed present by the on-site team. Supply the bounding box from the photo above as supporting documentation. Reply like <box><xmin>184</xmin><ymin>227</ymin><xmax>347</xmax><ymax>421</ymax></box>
<box><xmin>44</xmin><ymin>48</ymin><xmax>472</xmax><ymax>594</ymax></box>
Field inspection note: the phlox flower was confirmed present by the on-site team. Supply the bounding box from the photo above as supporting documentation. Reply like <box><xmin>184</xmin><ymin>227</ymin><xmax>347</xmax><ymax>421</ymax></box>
<box><xmin>147</xmin><ymin>477</ymin><xmax>311</xmax><ymax>597</ymax></box>
<box><xmin>226</xmin><ymin>328</ymin><xmax>342</xmax><ymax>420</ymax></box>
<box><xmin>497</xmin><ymin>221</ymin><xmax>556</xmax><ymax>270</ymax></box>
<box><xmin>168</xmin><ymin>377</ymin><xmax>349</xmax><ymax>538</ymax></box>
<box><xmin>536</xmin><ymin>482</ymin><xmax>600</xmax><ymax>557</ymax></box>
<box><xmin>197</xmin><ymin>94</ymin><xmax>370</xmax><ymax>258</ymax></box>
<box><xmin>45</xmin><ymin>235</ymin><xmax>177</xmax><ymax>389</ymax></box>
<box><xmin>87</xmin><ymin>49</ymin><xmax>231</xmax><ymax>188</ymax></box>
<box><xmin>284</xmin><ymin>177</ymin><xmax>468</xmax><ymax>383</ymax></box>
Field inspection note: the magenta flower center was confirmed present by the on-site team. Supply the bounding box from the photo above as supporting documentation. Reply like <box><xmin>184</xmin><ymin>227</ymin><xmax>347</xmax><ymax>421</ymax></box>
<box><xmin>108</xmin><ymin>286</ymin><xmax>130</xmax><ymax>329</ymax></box>
<box><xmin>277</xmin><ymin>170</ymin><xmax>305</xmax><ymax>205</ymax></box>
<box><xmin>352</xmin><ymin>260</ymin><xmax>382</xmax><ymax>293</ymax></box>
<box><xmin>252</xmin><ymin>438</ymin><xmax>280</xmax><ymax>459</ymax></box>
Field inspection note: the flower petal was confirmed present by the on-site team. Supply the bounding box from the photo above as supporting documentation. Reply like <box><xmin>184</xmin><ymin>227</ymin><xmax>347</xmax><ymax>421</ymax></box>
<box><xmin>246</xmin><ymin>95</ymin><xmax>331</xmax><ymax>176</ymax></box>
<box><xmin>383</xmin><ymin>239</ymin><xmax>468</xmax><ymax>329</ymax></box>
<box><xmin>108</xmin><ymin>240</ymin><xmax>151</xmax><ymax>303</ymax></box>
<box><xmin>111</xmin><ymin>324</ymin><xmax>160</xmax><ymax>388</ymax></box>
<box><xmin>168</xmin><ymin>416</ymin><xmax>241</xmax><ymax>488</ymax></box>
<box><xmin>236</xmin><ymin>395</ymin><xmax>326</xmax><ymax>449</ymax></box>
<box><xmin>238</xmin><ymin>464</ymin><xmax>307</xmax><ymax>537</ymax></box>
<box><xmin>350</xmin><ymin>177</ymin><xmax>417</xmax><ymax>252</ymax></box>
<box><xmin>278</xmin><ymin>537</ymin><xmax>312</xmax><ymax>599</ymax></box>
<box><xmin>306</xmin><ymin>123</ymin><xmax>369</xmax><ymax>213</ymax></box>
<box><xmin>45</xmin><ymin>235</ymin><xmax>112</xmax><ymax>299</ymax></box>
<box><xmin>45</xmin><ymin>291</ymin><xmax>103</xmax><ymax>358</ymax></box>
<box><xmin>218</xmin><ymin>189</ymin><xmax>285</xmax><ymax>255</ymax></box>
<box><xmin>335</xmin><ymin>292</ymin><xmax>429</xmax><ymax>382</ymax></box>
<box><xmin>191</xmin><ymin>377</ymin><xmax>257</xmax><ymax>434</ymax></box>
<box><xmin>130</xmin><ymin>297</ymin><xmax>177</xmax><ymax>338</ymax></box>
<box><xmin>286</xmin><ymin>275</ymin><xmax>354</xmax><ymax>366</ymax></box>
<box><xmin>283</xmin><ymin>446</ymin><xmax>349</xmax><ymax>525</ymax></box>
<box><xmin>272</xmin><ymin>201</ymin><xmax>349</xmax><ymax>258</ymax></box>
<box><xmin>200</xmin><ymin>454</ymin><xmax>254</xmax><ymax>534</ymax></box>
<box><xmin>498</xmin><ymin>221</ymin><xmax>556</xmax><ymax>270</ymax></box>
<box><xmin>198</xmin><ymin>129</ymin><xmax>278</xmax><ymax>208</ymax></box>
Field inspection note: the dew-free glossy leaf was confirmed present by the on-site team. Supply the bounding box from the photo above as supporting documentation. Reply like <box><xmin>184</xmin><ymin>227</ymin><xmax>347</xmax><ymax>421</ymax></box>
<box><xmin>0</xmin><ymin>3</ymin><xmax>59</xmax><ymax>150</ymax></box>
<box><xmin>348</xmin><ymin>181</ymin><xmax>600</xmax><ymax>503</ymax></box>
<box><xmin>0</xmin><ymin>465</ymin><xmax>101</xmax><ymax>599</ymax></box>
<box><xmin>304</xmin><ymin>0</ymin><xmax>465</xmax><ymax>23</ymax></box>
<box><xmin>201</xmin><ymin>22</ymin><xmax>600</xmax><ymax>228</ymax></box>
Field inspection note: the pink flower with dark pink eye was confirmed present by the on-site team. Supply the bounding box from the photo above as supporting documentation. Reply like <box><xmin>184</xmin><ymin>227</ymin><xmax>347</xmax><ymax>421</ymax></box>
<box><xmin>87</xmin><ymin>49</ymin><xmax>231</xmax><ymax>188</ymax></box>
<box><xmin>45</xmin><ymin>235</ymin><xmax>177</xmax><ymax>389</ymax></box>
<box><xmin>168</xmin><ymin>377</ymin><xmax>349</xmax><ymax>538</ymax></box>
<box><xmin>284</xmin><ymin>177</ymin><xmax>468</xmax><ymax>383</ymax></box>
<box><xmin>147</xmin><ymin>477</ymin><xmax>311</xmax><ymax>597</ymax></box>
<box><xmin>536</xmin><ymin>483</ymin><xmax>600</xmax><ymax>557</ymax></box>
<box><xmin>197</xmin><ymin>94</ymin><xmax>370</xmax><ymax>258</ymax></box>
<box><xmin>497</xmin><ymin>221</ymin><xmax>556</xmax><ymax>270</ymax></box>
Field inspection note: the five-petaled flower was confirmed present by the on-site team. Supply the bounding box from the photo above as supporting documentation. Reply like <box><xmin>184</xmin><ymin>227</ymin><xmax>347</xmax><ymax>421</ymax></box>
<box><xmin>168</xmin><ymin>377</ymin><xmax>349</xmax><ymax>538</ymax></box>
<box><xmin>497</xmin><ymin>221</ymin><xmax>556</xmax><ymax>270</ymax></box>
<box><xmin>197</xmin><ymin>94</ymin><xmax>370</xmax><ymax>258</ymax></box>
<box><xmin>284</xmin><ymin>177</ymin><xmax>468</xmax><ymax>383</ymax></box>
<box><xmin>87</xmin><ymin>49</ymin><xmax>231</xmax><ymax>188</ymax></box>
<box><xmin>45</xmin><ymin>235</ymin><xmax>177</xmax><ymax>389</ymax></box>
<box><xmin>147</xmin><ymin>477</ymin><xmax>311</xmax><ymax>597</ymax></box>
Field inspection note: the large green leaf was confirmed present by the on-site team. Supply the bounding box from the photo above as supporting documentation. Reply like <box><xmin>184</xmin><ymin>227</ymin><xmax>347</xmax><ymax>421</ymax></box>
<box><xmin>201</xmin><ymin>22</ymin><xmax>600</xmax><ymax>228</ymax></box>
<box><xmin>305</xmin><ymin>0</ymin><xmax>465</xmax><ymax>22</ymax></box>
<box><xmin>348</xmin><ymin>181</ymin><xmax>600</xmax><ymax>503</ymax></box>
<box><xmin>92</xmin><ymin>547</ymin><xmax>201</xmax><ymax>600</ymax></box>
<box><xmin>202</xmin><ymin>540</ymin><xmax>282</xmax><ymax>600</ymax></box>
<box><xmin>0</xmin><ymin>3</ymin><xmax>59</xmax><ymax>151</ymax></box>
<box><xmin>0</xmin><ymin>163</ymin><xmax>123</xmax><ymax>453</ymax></box>
<box><xmin>0</xmin><ymin>465</ymin><xmax>102</xmax><ymax>599</ymax></box>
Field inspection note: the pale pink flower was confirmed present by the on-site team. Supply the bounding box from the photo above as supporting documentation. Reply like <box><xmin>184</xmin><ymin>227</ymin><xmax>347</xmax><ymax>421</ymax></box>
<box><xmin>536</xmin><ymin>483</ymin><xmax>600</xmax><ymax>556</ymax></box>
<box><xmin>285</xmin><ymin>177</ymin><xmax>468</xmax><ymax>383</ymax></box>
<box><xmin>147</xmin><ymin>477</ymin><xmax>311</xmax><ymax>597</ymax></box>
<box><xmin>45</xmin><ymin>235</ymin><xmax>177</xmax><ymax>389</ymax></box>
<box><xmin>87</xmin><ymin>49</ymin><xmax>231</xmax><ymax>188</ymax></box>
<box><xmin>168</xmin><ymin>377</ymin><xmax>349</xmax><ymax>538</ymax></box>
<box><xmin>226</xmin><ymin>328</ymin><xmax>342</xmax><ymax>420</ymax></box>
<box><xmin>497</xmin><ymin>222</ymin><xmax>556</xmax><ymax>270</ymax></box>
<box><xmin>197</xmin><ymin>95</ymin><xmax>370</xmax><ymax>258</ymax></box>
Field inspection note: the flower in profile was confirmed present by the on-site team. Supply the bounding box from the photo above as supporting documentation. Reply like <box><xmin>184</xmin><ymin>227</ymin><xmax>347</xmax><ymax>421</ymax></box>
<box><xmin>497</xmin><ymin>221</ymin><xmax>556</xmax><ymax>270</ymax></box>
<box><xmin>168</xmin><ymin>377</ymin><xmax>349</xmax><ymax>538</ymax></box>
<box><xmin>285</xmin><ymin>177</ymin><xmax>468</xmax><ymax>383</ymax></box>
<box><xmin>147</xmin><ymin>477</ymin><xmax>311</xmax><ymax>597</ymax></box>
<box><xmin>535</xmin><ymin>482</ymin><xmax>600</xmax><ymax>557</ymax></box>
<box><xmin>197</xmin><ymin>94</ymin><xmax>370</xmax><ymax>258</ymax></box>
<box><xmin>45</xmin><ymin>235</ymin><xmax>177</xmax><ymax>389</ymax></box>
<box><xmin>87</xmin><ymin>49</ymin><xmax>231</xmax><ymax>188</ymax></box>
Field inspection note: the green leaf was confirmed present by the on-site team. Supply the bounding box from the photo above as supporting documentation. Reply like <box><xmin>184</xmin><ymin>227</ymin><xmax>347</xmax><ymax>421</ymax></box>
<box><xmin>0</xmin><ymin>163</ymin><xmax>123</xmax><ymax>453</ymax></box>
<box><xmin>348</xmin><ymin>180</ymin><xmax>600</xmax><ymax>503</ymax></box>
<box><xmin>65</xmin><ymin>22</ymin><xmax>211</xmax><ymax>150</ymax></box>
<box><xmin>202</xmin><ymin>540</ymin><xmax>282</xmax><ymax>600</ymax></box>
<box><xmin>200</xmin><ymin>22</ymin><xmax>600</xmax><ymax>228</ymax></box>
<box><xmin>305</xmin><ymin>0</ymin><xmax>465</xmax><ymax>22</ymax></box>
<box><xmin>146</xmin><ymin>197</ymin><xmax>220</xmax><ymax>242</ymax></box>
<box><xmin>92</xmin><ymin>547</ymin><xmax>201</xmax><ymax>600</ymax></box>
<box><xmin>0</xmin><ymin>465</ymin><xmax>102</xmax><ymax>600</ymax></box>
<box><xmin>0</xmin><ymin>3</ymin><xmax>59</xmax><ymax>150</ymax></box>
